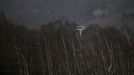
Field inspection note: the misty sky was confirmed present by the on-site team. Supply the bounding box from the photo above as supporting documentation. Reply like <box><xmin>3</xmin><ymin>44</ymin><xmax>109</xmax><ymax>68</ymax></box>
<box><xmin>0</xmin><ymin>0</ymin><xmax>133</xmax><ymax>25</ymax></box>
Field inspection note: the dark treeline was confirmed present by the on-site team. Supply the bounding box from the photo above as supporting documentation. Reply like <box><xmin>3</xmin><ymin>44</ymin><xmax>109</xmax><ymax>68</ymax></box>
<box><xmin>0</xmin><ymin>14</ymin><xmax>134</xmax><ymax>75</ymax></box>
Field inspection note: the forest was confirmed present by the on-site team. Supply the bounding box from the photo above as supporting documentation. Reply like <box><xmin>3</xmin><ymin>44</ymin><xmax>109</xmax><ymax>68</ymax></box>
<box><xmin>0</xmin><ymin>13</ymin><xmax>134</xmax><ymax>75</ymax></box>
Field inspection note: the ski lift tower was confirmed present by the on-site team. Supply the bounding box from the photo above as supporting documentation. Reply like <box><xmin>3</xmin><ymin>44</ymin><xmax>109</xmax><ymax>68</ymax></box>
<box><xmin>76</xmin><ymin>25</ymin><xmax>86</xmax><ymax>37</ymax></box>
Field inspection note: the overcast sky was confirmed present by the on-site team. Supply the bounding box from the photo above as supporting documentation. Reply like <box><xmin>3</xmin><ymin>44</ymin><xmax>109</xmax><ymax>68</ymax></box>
<box><xmin>0</xmin><ymin>0</ymin><xmax>133</xmax><ymax>25</ymax></box>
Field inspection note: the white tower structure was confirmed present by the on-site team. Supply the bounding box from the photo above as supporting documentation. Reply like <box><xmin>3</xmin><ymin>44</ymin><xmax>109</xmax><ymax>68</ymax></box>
<box><xmin>76</xmin><ymin>25</ymin><xmax>86</xmax><ymax>37</ymax></box>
